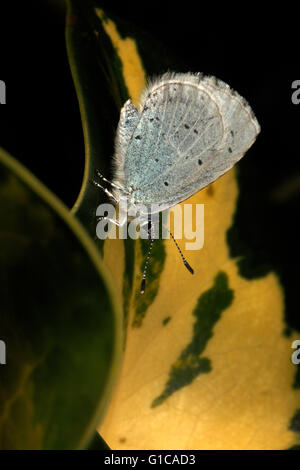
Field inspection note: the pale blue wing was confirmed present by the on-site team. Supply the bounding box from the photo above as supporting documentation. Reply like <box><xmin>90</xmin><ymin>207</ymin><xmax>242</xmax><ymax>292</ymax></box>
<box><xmin>114</xmin><ymin>73</ymin><xmax>260</xmax><ymax>208</ymax></box>
<box><xmin>113</xmin><ymin>99</ymin><xmax>139</xmax><ymax>188</ymax></box>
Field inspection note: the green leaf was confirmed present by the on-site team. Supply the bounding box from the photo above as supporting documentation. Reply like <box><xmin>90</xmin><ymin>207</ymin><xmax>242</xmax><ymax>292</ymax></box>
<box><xmin>0</xmin><ymin>147</ymin><xmax>122</xmax><ymax>449</ymax></box>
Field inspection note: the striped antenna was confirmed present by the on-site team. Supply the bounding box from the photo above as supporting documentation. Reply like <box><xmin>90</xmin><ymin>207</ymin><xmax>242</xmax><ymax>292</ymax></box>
<box><xmin>168</xmin><ymin>229</ymin><xmax>194</xmax><ymax>274</ymax></box>
<box><xmin>140</xmin><ymin>239</ymin><xmax>155</xmax><ymax>294</ymax></box>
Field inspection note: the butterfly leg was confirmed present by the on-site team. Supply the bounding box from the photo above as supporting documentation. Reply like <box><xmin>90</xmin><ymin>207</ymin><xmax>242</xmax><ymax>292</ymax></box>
<box><xmin>96</xmin><ymin>208</ymin><xmax>127</xmax><ymax>227</ymax></box>
<box><xmin>94</xmin><ymin>169</ymin><xmax>128</xmax><ymax>194</ymax></box>
<box><xmin>90</xmin><ymin>179</ymin><xmax>119</xmax><ymax>204</ymax></box>
<box><xmin>96</xmin><ymin>216</ymin><xmax>125</xmax><ymax>227</ymax></box>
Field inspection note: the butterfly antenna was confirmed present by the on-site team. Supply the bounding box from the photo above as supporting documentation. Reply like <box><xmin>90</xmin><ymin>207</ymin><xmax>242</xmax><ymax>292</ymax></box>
<box><xmin>140</xmin><ymin>239</ymin><xmax>155</xmax><ymax>294</ymax></box>
<box><xmin>168</xmin><ymin>229</ymin><xmax>194</xmax><ymax>274</ymax></box>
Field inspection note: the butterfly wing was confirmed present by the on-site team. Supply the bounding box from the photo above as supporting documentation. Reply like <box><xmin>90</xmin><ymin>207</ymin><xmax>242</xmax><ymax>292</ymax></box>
<box><xmin>115</xmin><ymin>72</ymin><xmax>260</xmax><ymax>209</ymax></box>
<box><xmin>113</xmin><ymin>98</ymin><xmax>139</xmax><ymax>189</ymax></box>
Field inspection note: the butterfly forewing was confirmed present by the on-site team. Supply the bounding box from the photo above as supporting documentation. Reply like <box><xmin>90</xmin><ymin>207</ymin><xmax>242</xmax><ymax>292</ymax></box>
<box><xmin>114</xmin><ymin>73</ymin><xmax>260</xmax><ymax>208</ymax></box>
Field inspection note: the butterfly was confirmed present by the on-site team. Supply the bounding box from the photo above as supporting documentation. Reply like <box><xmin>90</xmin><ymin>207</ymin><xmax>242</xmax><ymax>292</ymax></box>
<box><xmin>92</xmin><ymin>72</ymin><xmax>260</xmax><ymax>293</ymax></box>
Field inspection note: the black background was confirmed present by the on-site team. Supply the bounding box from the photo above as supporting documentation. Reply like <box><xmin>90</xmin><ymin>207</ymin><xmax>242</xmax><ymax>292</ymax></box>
<box><xmin>0</xmin><ymin>1</ymin><xmax>299</xmax><ymax>330</ymax></box>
